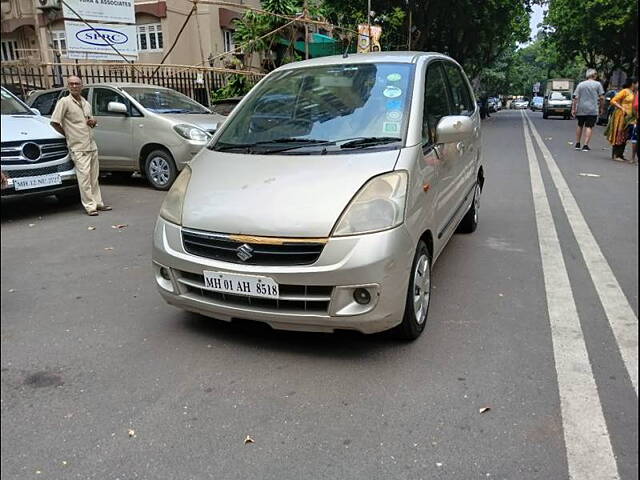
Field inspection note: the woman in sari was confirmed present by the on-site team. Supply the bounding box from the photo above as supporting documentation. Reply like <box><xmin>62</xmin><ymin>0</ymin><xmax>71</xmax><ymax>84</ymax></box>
<box><xmin>607</xmin><ymin>77</ymin><xmax>638</xmax><ymax>161</ymax></box>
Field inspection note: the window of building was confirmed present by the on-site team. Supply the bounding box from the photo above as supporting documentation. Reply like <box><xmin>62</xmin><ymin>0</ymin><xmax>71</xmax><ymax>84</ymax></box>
<box><xmin>223</xmin><ymin>29</ymin><xmax>235</xmax><ymax>52</ymax></box>
<box><xmin>51</xmin><ymin>31</ymin><xmax>67</xmax><ymax>55</ymax></box>
<box><xmin>1</xmin><ymin>39</ymin><xmax>20</xmax><ymax>62</ymax></box>
<box><xmin>137</xmin><ymin>23</ymin><xmax>163</xmax><ymax>52</ymax></box>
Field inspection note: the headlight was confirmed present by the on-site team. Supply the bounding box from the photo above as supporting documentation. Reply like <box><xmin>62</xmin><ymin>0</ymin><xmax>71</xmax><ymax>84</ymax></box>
<box><xmin>332</xmin><ymin>171</ymin><xmax>408</xmax><ymax>237</ymax></box>
<box><xmin>159</xmin><ymin>166</ymin><xmax>191</xmax><ymax>225</ymax></box>
<box><xmin>173</xmin><ymin>124</ymin><xmax>210</xmax><ymax>142</ymax></box>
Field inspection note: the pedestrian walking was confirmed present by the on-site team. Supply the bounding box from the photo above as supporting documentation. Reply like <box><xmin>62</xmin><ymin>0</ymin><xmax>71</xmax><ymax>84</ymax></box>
<box><xmin>571</xmin><ymin>68</ymin><xmax>604</xmax><ymax>152</ymax></box>
<box><xmin>606</xmin><ymin>77</ymin><xmax>638</xmax><ymax>162</ymax></box>
<box><xmin>50</xmin><ymin>75</ymin><xmax>111</xmax><ymax>216</ymax></box>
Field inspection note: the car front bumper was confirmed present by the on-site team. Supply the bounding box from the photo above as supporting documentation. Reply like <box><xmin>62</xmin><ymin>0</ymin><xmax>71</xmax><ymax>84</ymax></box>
<box><xmin>169</xmin><ymin>140</ymin><xmax>209</xmax><ymax>170</ymax></box>
<box><xmin>1</xmin><ymin>166</ymin><xmax>77</xmax><ymax>198</ymax></box>
<box><xmin>152</xmin><ymin>217</ymin><xmax>416</xmax><ymax>334</ymax></box>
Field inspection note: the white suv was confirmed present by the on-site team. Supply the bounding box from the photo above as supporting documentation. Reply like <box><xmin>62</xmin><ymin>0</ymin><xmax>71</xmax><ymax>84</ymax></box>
<box><xmin>1</xmin><ymin>87</ymin><xmax>78</xmax><ymax>201</ymax></box>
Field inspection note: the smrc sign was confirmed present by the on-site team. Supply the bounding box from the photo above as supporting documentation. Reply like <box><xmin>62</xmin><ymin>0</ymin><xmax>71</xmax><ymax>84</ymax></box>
<box><xmin>64</xmin><ymin>21</ymin><xmax>138</xmax><ymax>58</ymax></box>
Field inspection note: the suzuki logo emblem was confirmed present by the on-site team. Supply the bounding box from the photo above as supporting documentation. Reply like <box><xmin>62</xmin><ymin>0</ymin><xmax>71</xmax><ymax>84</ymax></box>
<box><xmin>236</xmin><ymin>244</ymin><xmax>254</xmax><ymax>262</ymax></box>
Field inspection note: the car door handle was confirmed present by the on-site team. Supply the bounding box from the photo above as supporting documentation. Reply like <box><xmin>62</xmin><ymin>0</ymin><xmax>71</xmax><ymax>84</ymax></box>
<box><xmin>456</xmin><ymin>141</ymin><xmax>465</xmax><ymax>152</ymax></box>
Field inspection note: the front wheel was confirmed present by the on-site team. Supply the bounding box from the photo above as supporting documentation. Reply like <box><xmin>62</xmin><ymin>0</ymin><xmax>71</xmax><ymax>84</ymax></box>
<box><xmin>393</xmin><ymin>241</ymin><xmax>431</xmax><ymax>340</ymax></box>
<box><xmin>144</xmin><ymin>149</ymin><xmax>177</xmax><ymax>190</ymax></box>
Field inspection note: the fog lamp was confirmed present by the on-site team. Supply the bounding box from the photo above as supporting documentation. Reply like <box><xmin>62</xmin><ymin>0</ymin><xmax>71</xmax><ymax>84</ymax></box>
<box><xmin>353</xmin><ymin>288</ymin><xmax>371</xmax><ymax>305</ymax></box>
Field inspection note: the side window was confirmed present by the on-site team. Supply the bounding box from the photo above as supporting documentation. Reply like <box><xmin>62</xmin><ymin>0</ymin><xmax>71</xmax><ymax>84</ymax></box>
<box><xmin>31</xmin><ymin>91</ymin><xmax>61</xmax><ymax>116</ymax></box>
<box><xmin>93</xmin><ymin>88</ymin><xmax>129</xmax><ymax>116</ymax></box>
<box><xmin>422</xmin><ymin>62</ymin><xmax>452</xmax><ymax>145</ymax></box>
<box><xmin>443</xmin><ymin>63</ymin><xmax>474</xmax><ymax>115</ymax></box>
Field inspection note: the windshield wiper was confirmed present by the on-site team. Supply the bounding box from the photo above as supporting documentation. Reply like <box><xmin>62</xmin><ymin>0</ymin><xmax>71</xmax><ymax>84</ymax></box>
<box><xmin>338</xmin><ymin>137</ymin><xmax>401</xmax><ymax>149</ymax></box>
<box><xmin>212</xmin><ymin>138</ymin><xmax>333</xmax><ymax>153</ymax></box>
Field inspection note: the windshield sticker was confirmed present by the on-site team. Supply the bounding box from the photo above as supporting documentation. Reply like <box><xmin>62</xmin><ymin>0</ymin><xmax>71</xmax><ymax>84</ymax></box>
<box><xmin>383</xmin><ymin>86</ymin><xmax>402</xmax><ymax>98</ymax></box>
<box><xmin>386</xmin><ymin>110</ymin><xmax>402</xmax><ymax>121</ymax></box>
<box><xmin>385</xmin><ymin>99</ymin><xmax>402</xmax><ymax>110</ymax></box>
<box><xmin>383</xmin><ymin>122</ymin><xmax>401</xmax><ymax>134</ymax></box>
<box><xmin>386</xmin><ymin>73</ymin><xmax>402</xmax><ymax>82</ymax></box>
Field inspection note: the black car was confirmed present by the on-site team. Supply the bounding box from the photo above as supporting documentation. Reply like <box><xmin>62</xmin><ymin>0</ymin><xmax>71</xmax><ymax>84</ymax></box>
<box><xmin>597</xmin><ymin>90</ymin><xmax>617</xmax><ymax>125</ymax></box>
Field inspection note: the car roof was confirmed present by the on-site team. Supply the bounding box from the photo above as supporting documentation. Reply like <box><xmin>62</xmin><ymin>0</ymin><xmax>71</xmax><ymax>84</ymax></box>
<box><xmin>275</xmin><ymin>51</ymin><xmax>454</xmax><ymax>72</ymax></box>
<box><xmin>32</xmin><ymin>82</ymin><xmax>174</xmax><ymax>94</ymax></box>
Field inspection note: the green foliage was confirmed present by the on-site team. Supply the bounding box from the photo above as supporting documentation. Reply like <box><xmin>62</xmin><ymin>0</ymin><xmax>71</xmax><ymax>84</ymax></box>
<box><xmin>211</xmin><ymin>74</ymin><xmax>251</xmax><ymax>101</ymax></box>
<box><xmin>479</xmin><ymin>38</ymin><xmax>586</xmax><ymax>96</ymax></box>
<box><xmin>543</xmin><ymin>0</ymin><xmax>637</xmax><ymax>86</ymax></box>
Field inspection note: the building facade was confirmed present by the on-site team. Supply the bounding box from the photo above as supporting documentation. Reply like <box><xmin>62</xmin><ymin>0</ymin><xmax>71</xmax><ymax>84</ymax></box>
<box><xmin>1</xmin><ymin>0</ymin><xmax>256</xmax><ymax>67</ymax></box>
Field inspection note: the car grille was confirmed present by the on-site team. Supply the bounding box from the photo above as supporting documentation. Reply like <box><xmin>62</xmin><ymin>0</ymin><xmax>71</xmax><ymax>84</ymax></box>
<box><xmin>3</xmin><ymin>159</ymin><xmax>74</xmax><ymax>178</ymax></box>
<box><xmin>1</xmin><ymin>139</ymin><xmax>68</xmax><ymax>165</ymax></box>
<box><xmin>177</xmin><ymin>271</ymin><xmax>332</xmax><ymax>314</ymax></box>
<box><xmin>182</xmin><ymin>229</ymin><xmax>326</xmax><ymax>266</ymax></box>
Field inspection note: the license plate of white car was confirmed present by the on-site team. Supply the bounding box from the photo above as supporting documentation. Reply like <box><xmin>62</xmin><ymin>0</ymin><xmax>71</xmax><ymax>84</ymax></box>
<box><xmin>13</xmin><ymin>173</ymin><xmax>61</xmax><ymax>191</ymax></box>
<box><xmin>202</xmin><ymin>270</ymin><xmax>279</xmax><ymax>299</ymax></box>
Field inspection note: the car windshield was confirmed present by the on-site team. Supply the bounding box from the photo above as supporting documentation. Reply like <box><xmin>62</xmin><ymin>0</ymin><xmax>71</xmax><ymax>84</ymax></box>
<box><xmin>550</xmin><ymin>91</ymin><xmax>571</xmax><ymax>100</ymax></box>
<box><xmin>213</xmin><ymin>62</ymin><xmax>414</xmax><ymax>154</ymax></box>
<box><xmin>1</xmin><ymin>89</ymin><xmax>33</xmax><ymax>115</ymax></box>
<box><xmin>122</xmin><ymin>86</ymin><xmax>210</xmax><ymax>114</ymax></box>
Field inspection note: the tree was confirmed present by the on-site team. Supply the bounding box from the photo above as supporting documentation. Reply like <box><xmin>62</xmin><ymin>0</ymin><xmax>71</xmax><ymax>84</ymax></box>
<box><xmin>543</xmin><ymin>0</ymin><xmax>638</xmax><ymax>88</ymax></box>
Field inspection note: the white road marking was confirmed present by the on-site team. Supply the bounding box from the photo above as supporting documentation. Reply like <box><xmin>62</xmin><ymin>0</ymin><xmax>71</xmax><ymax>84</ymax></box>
<box><xmin>521</xmin><ymin>112</ymin><xmax>620</xmax><ymax>480</ymax></box>
<box><xmin>524</xmin><ymin>112</ymin><xmax>638</xmax><ymax>395</ymax></box>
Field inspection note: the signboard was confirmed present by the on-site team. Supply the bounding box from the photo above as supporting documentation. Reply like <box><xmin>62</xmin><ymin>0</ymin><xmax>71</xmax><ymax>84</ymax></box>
<box><xmin>62</xmin><ymin>0</ymin><xmax>135</xmax><ymax>24</ymax></box>
<box><xmin>533</xmin><ymin>82</ymin><xmax>540</xmax><ymax>93</ymax></box>
<box><xmin>67</xmin><ymin>50</ymin><xmax>137</xmax><ymax>61</ymax></box>
<box><xmin>65</xmin><ymin>21</ymin><xmax>138</xmax><ymax>58</ymax></box>
<box><xmin>357</xmin><ymin>24</ymin><xmax>382</xmax><ymax>53</ymax></box>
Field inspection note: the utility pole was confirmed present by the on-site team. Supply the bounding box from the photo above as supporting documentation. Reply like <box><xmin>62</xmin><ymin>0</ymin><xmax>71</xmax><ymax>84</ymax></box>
<box><xmin>367</xmin><ymin>0</ymin><xmax>371</xmax><ymax>52</ymax></box>
<box><xmin>304</xmin><ymin>0</ymin><xmax>309</xmax><ymax>59</ymax></box>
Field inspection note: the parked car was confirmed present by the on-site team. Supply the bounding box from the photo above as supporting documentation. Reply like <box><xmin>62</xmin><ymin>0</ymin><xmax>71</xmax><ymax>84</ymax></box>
<box><xmin>530</xmin><ymin>96</ymin><xmax>543</xmax><ymax>111</ymax></box>
<box><xmin>492</xmin><ymin>97</ymin><xmax>501</xmax><ymax>111</ymax></box>
<box><xmin>1</xmin><ymin>86</ymin><xmax>78</xmax><ymax>201</ymax></box>
<box><xmin>542</xmin><ymin>90</ymin><xmax>572</xmax><ymax>119</ymax></box>
<box><xmin>487</xmin><ymin>97</ymin><xmax>497</xmax><ymax>112</ymax></box>
<box><xmin>512</xmin><ymin>98</ymin><xmax>529</xmax><ymax>109</ymax></box>
<box><xmin>597</xmin><ymin>89</ymin><xmax>618</xmax><ymax>126</ymax></box>
<box><xmin>152</xmin><ymin>52</ymin><xmax>485</xmax><ymax>340</ymax></box>
<box><xmin>28</xmin><ymin>84</ymin><xmax>226</xmax><ymax>189</ymax></box>
<box><xmin>210</xmin><ymin>96</ymin><xmax>243</xmax><ymax>116</ymax></box>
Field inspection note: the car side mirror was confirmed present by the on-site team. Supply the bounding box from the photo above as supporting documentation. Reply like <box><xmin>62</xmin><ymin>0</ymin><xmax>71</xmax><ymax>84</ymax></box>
<box><xmin>435</xmin><ymin>115</ymin><xmax>473</xmax><ymax>144</ymax></box>
<box><xmin>31</xmin><ymin>108</ymin><xmax>41</xmax><ymax>115</ymax></box>
<box><xmin>107</xmin><ymin>101</ymin><xmax>128</xmax><ymax>114</ymax></box>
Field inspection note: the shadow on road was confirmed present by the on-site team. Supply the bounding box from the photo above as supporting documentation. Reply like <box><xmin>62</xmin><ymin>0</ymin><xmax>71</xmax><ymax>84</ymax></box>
<box><xmin>179</xmin><ymin>311</ymin><xmax>410</xmax><ymax>359</ymax></box>
<box><xmin>0</xmin><ymin>173</ymin><xmax>153</xmax><ymax>223</ymax></box>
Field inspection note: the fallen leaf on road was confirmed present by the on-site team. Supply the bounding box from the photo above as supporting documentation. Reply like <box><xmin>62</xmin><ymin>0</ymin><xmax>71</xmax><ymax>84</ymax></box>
<box><xmin>545</xmin><ymin>137</ymin><xmax>552</xmax><ymax>140</ymax></box>
<box><xmin>87</xmin><ymin>226</ymin><xmax>96</xmax><ymax>231</ymax></box>
<box><xmin>567</xmin><ymin>142</ymin><xmax>573</xmax><ymax>145</ymax></box>
<box><xmin>112</xmin><ymin>224</ymin><xmax>128</xmax><ymax>230</ymax></box>
<box><xmin>128</xmin><ymin>429</ymin><xmax>136</xmax><ymax>438</ymax></box>
<box><xmin>479</xmin><ymin>407</ymin><xmax>491</xmax><ymax>414</ymax></box>
<box><xmin>104</xmin><ymin>247</ymin><xmax>114</xmax><ymax>251</ymax></box>
<box><xmin>62</xmin><ymin>461</ymin><xmax>67</xmax><ymax>466</ymax></box>
<box><xmin>436</xmin><ymin>463</ymin><xmax>443</xmax><ymax>467</ymax></box>
<box><xmin>578</xmin><ymin>173</ymin><xmax>600</xmax><ymax>178</ymax></box>
<box><xmin>498</xmin><ymin>293</ymin><xmax>504</xmax><ymax>297</ymax></box>
<box><xmin>244</xmin><ymin>435</ymin><xmax>254</xmax><ymax>444</ymax></box>
<box><xmin>28</xmin><ymin>223</ymin><xmax>35</xmax><ymax>227</ymax></box>
<box><xmin>8</xmin><ymin>289</ymin><xmax>15</xmax><ymax>293</ymax></box>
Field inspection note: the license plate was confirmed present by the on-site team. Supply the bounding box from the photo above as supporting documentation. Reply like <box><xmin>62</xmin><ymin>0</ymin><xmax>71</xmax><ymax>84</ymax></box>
<box><xmin>202</xmin><ymin>270</ymin><xmax>279</xmax><ymax>299</ymax></box>
<box><xmin>13</xmin><ymin>173</ymin><xmax>61</xmax><ymax>191</ymax></box>
<box><xmin>554</xmin><ymin>109</ymin><xmax>565</xmax><ymax>113</ymax></box>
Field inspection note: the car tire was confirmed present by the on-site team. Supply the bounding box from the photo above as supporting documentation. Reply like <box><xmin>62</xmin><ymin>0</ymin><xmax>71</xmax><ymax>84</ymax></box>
<box><xmin>394</xmin><ymin>241</ymin><xmax>431</xmax><ymax>340</ymax></box>
<box><xmin>144</xmin><ymin>149</ymin><xmax>177</xmax><ymax>191</ymax></box>
<box><xmin>457</xmin><ymin>181</ymin><xmax>481</xmax><ymax>233</ymax></box>
<box><xmin>55</xmin><ymin>187</ymin><xmax>80</xmax><ymax>205</ymax></box>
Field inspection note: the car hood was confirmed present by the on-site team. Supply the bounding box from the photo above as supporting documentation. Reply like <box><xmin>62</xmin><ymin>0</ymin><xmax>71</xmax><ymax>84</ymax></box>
<box><xmin>548</xmin><ymin>100</ymin><xmax>572</xmax><ymax>106</ymax></box>
<box><xmin>162</xmin><ymin>113</ymin><xmax>226</xmax><ymax>132</ymax></box>
<box><xmin>182</xmin><ymin>149</ymin><xmax>401</xmax><ymax>237</ymax></box>
<box><xmin>0</xmin><ymin>114</ymin><xmax>63</xmax><ymax>142</ymax></box>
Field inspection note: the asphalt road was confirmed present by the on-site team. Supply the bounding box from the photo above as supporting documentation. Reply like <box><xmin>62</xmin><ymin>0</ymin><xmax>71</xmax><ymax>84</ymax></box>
<box><xmin>1</xmin><ymin>109</ymin><xmax>638</xmax><ymax>480</ymax></box>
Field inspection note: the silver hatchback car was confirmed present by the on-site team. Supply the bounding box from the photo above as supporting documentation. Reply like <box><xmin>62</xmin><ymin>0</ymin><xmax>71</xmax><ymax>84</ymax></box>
<box><xmin>28</xmin><ymin>83</ymin><xmax>224</xmax><ymax>189</ymax></box>
<box><xmin>152</xmin><ymin>52</ymin><xmax>484</xmax><ymax>339</ymax></box>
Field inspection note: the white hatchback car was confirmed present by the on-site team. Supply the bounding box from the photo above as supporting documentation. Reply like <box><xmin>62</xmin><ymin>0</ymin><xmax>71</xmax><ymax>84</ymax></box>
<box><xmin>153</xmin><ymin>52</ymin><xmax>484</xmax><ymax>339</ymax></box>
